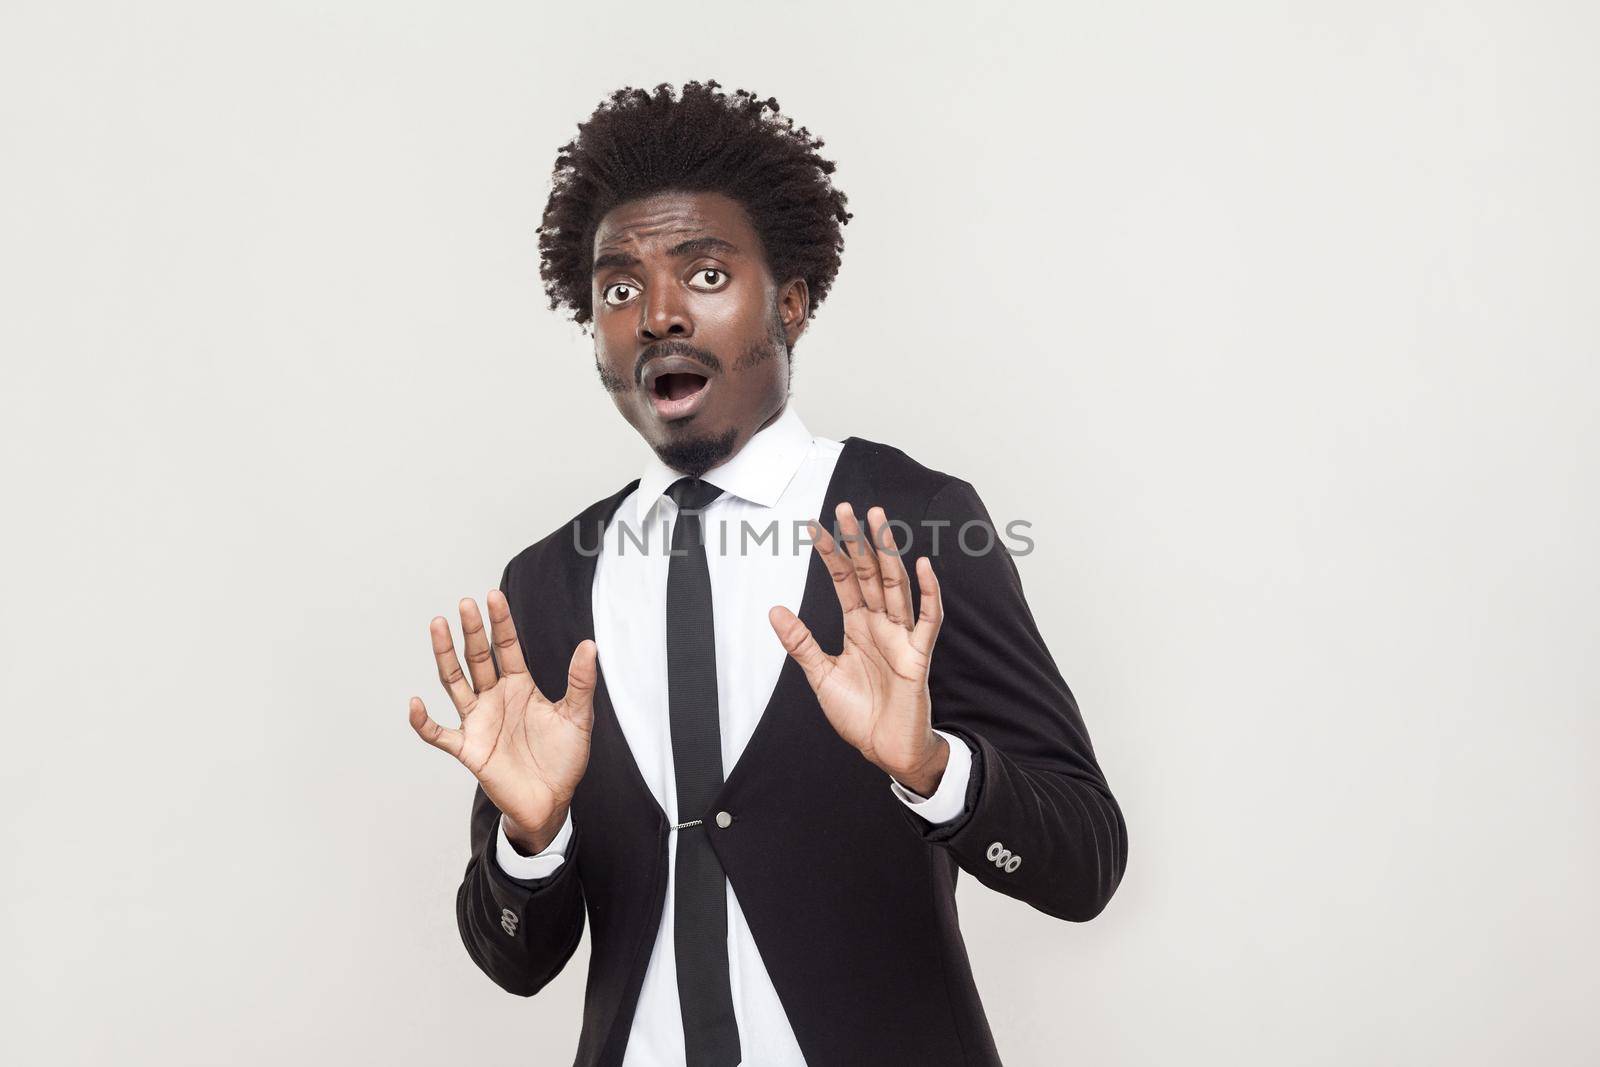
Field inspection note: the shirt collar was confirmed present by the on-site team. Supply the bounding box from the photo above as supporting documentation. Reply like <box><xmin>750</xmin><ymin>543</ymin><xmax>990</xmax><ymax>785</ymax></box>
<box><xmin>633</xmin><ymin>404</ymin><xmax>815</xmax><ymax>524</ymax></box>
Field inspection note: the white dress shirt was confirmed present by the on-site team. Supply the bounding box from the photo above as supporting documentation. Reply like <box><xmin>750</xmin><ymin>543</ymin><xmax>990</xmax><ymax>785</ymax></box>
<box><xmin>495</xmin><ymin>404</ymin><xmax>973</xmax><ymax>1066</ymax></box>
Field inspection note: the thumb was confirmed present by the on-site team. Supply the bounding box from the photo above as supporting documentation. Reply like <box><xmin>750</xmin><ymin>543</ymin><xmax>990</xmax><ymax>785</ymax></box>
<box><xmin>769</xmin><ymin>605</ymin><xmax>832</xmax><ymax>692</ymax></box>
<box><xmin>561</xmin><ymin>639</ymin><xmax>598</xmax><ymax>727</ymax></box>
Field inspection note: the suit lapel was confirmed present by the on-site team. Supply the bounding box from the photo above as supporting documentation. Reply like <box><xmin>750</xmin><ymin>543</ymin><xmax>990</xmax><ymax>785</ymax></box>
<box><xmin>717</xmin><ymin>437</ymin><xmax>855</xmax><ymax>794</ymax></box>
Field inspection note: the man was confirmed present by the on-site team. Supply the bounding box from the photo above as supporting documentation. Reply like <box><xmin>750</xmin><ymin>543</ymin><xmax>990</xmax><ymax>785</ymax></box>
<box><xmin>408</xmin><ymin>80</ymin><xmax>1127</xmax><ymax>1066</ymax></box>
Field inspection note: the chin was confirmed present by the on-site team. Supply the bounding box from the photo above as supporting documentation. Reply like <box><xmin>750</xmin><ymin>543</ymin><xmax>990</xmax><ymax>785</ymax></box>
<box><xmin>652</xmin><ymin>424</ymin><xmax>740</xmax><ymax>476</ymax></box>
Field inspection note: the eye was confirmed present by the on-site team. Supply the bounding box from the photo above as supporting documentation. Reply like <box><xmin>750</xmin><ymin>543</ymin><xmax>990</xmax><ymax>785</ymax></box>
<box><xmin>602</xmin><ymin>281</ymin><xmax>638</xmax><ymax>307</ymax></box>
<box><xmin>689</xmin><ymin>268</ymin><xmax>729</xmax><ymax>291</ymax></box>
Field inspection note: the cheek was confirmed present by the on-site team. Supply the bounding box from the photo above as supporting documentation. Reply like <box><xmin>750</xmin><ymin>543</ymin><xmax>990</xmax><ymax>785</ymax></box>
<box><xmin>698</xmin><ymin>283</ymin><xmax>770</xmax><ymax>336</ymax></box>
<box><xmin>594</xmin><ymin>321</ymin><xmax>631</xmax><ymax>369</ymax></box>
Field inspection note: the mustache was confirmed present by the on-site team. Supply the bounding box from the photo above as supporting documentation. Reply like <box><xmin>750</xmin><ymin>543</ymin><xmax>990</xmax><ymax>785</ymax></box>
<box><xmin>635</xmin><ymin>340</ymin><xmax>722</xmax><ymax>386</ymax></box>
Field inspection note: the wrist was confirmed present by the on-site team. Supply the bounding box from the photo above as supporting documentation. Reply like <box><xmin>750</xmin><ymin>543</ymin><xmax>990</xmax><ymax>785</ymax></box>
<box><xmin>891</xmin><ymin>734</ymin><xmax>950</xmax><ymax>797</ymax></box>
<box><xmin>503</xmin><ymin>807</ymin><xmax>567</xmax><ymax>855</ymax></box>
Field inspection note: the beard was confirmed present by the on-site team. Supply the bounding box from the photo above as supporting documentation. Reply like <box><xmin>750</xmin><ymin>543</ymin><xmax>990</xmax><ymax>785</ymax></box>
<box><xmin>653</xmin><ymin>424</ymin><xmax>742</xmax><ymax>478</ymax></box>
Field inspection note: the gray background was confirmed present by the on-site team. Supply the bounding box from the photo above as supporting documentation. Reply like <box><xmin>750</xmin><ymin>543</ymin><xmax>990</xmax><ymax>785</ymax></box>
<box><xmin>3</xmin><ymin>2</ymin><xmax>1596</xmax><ymax>1064</ymax></box>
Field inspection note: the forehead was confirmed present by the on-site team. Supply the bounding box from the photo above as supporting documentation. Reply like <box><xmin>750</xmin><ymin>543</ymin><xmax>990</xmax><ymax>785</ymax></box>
<box><xmin>592</xmin><ymin>190</ymin><xmax>759</xmax><ymax>257</ymax></box>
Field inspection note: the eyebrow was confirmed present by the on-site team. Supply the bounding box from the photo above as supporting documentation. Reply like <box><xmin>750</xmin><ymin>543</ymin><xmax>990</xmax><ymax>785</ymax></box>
<box><xmin>592</xmin><ymin>236</ymin><xmax>739</xmax><ymax>275</ymax></box>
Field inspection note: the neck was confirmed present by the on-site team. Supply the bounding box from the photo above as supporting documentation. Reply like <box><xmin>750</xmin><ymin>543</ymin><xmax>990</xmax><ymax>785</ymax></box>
<box><xmin>754</xmin><ymin>397</ymin><xmax>788</xmax><ymax>436</ymax></box>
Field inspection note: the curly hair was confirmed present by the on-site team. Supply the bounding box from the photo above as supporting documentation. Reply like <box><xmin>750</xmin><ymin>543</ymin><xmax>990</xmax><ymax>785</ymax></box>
<box><xmin>536</xmin><ymin>80</ymin><xmax>852</xmax><ymax>327</ymax></box>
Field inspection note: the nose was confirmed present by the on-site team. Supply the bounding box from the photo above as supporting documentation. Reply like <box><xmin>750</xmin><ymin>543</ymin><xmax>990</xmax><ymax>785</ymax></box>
<box><xmin>637</xmin><ymin>280</ymin><xmax>692</xmax><ymax>342</ymax></box>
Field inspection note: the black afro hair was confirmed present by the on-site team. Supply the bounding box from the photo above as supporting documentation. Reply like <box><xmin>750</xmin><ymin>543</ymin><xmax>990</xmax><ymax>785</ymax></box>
<box><xmin>536</xmin><ymin>80</ymin><xmax>852</xmax><ymax>327</ymax></box>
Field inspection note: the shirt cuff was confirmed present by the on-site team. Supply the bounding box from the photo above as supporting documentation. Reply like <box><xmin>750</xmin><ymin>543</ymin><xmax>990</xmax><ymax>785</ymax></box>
<box><xmin>495</xmin><ymin>809</ymin><xmax>573</xmax><ymax>880</ymax></box>
<box><xmin>888</xmin><ymin>729</ymin><xmax>973</xmax><ymax>825</ymax></box>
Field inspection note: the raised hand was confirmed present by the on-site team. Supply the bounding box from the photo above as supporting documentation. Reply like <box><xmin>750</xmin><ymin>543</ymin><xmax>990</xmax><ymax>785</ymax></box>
<box><xmin>409</xmin><ymin>590</ymin><xmax>597</xmax><ymax>852</ymax></box>
<box><xmin>768</xmin><ymin>503</ymin><xmax>950</xmax><ymax>795</ymax></box>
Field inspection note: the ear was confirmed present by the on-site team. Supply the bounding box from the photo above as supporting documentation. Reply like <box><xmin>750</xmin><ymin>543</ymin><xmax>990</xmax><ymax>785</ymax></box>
<box><xmin>777</xmin><ymin>277</ymin><xmax>810</xmax><ymax>347</ymax></box>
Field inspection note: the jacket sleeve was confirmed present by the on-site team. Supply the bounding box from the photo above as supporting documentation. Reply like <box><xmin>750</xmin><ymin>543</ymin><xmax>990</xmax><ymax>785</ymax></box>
<box><xmin>455</xmin><ymin>782</ymin><xmax>586</xmax><ymax>996</ymax></box>
<box><xmin>452</xmin><ymin>557</ymin><xmax>587</xmax><ymax>995</ymax></box>
<box><xmin>899</xmin><ymin>477</ymin><xmax>1129</xmax><ymax>922</ymax></box>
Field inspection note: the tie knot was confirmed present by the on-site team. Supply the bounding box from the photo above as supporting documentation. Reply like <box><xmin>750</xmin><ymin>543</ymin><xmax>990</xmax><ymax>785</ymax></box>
<box><xmin>666</xmin><ymin>476</ymin><xmax>724</xmax><ymax>512</ymax></box>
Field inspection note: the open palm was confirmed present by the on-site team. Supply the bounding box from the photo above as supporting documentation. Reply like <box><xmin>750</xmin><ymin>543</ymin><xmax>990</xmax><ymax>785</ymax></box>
<box><xmin>409</xmin><ymin>590</ymin><xmax>597</xmax><ymax>839</ymax></box>
<box><xmin>769</xmin><ymin>502</ymin><xmax>946</xmax><ymax>784</ymax></box>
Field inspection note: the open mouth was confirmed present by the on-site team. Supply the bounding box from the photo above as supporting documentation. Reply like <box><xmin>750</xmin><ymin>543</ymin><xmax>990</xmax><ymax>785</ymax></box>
<box><xmin>654</xmin><ymin>372</ymin><xmax>707</xmax><ymax>403</ymax></box>
<box><xmin>647</xmin><ymin>369</ymin><xmax>711</xmax><ymax>420</ymax></box>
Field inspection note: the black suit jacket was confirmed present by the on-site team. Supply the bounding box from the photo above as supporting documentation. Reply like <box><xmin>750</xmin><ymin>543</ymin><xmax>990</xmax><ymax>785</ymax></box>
<box><xmin>456</xmin><ymin>435</ymin><xmax>1128</xmax><ymax>1066</ymax></box>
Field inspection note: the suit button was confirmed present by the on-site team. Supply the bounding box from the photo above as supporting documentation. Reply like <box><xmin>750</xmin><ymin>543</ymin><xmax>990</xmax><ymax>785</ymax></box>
<box><xmin>715</xmin><ymin>811</ymin><xmax>733</xmax><ymax>829</ymax></box>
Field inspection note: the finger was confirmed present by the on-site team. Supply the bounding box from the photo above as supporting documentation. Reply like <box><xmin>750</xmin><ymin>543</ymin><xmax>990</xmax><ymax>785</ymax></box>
<box><xmin>430</xmin><ymin>616</ymin><xmax>479</xmax><ymax>720</ymax></box>
<box><xmin>769</xmin><ymin>604</ymin><xmax>834</xmax><ymax>692</ymax></box>
<box><xmin>809</xmin><ymin>518</ymin><xmax>866</xmax><ymax>617</ymax></box>
<box><xmin>408</xmin><ymin>696</ymin><xmax>464</xmax><ymax>758</ymax></box>
<box><xmin>559</xmin><ymin>639</ymin><xmax>598</xmax><ymax>729</ymax></box>
<box><xmin>486</xmin><ymin>588</ymin><xmax>529</xmax><ymax>680</ymax></box>
<box><xmin>835</xmin><ymin>502</ymin><xmax>887</xmax><ymax>614</ymax></box>
<box><xmin>866</xmin><ymin>506</ymin><xmax>914</xmax><ymax>629</ymax></box>
<box><xmin>910</xmin><ymin>556</ymin><xmax>945</xmax><ymax>657</ymax></box>
<box><xmin>458</xmin><ymin>597</ymin><xmax>497</xmax><ymax>694</ymax></box>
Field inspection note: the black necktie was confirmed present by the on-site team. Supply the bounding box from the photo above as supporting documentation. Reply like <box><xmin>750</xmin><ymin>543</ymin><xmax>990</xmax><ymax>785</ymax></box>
<box><xmin>664</xmin><ymin>476</ymin><xmax>741</xmax><ymax>1065</ymax></box>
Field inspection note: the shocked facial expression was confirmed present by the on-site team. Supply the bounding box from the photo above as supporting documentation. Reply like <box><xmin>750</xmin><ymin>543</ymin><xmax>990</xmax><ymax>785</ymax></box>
<box><xmin>590</xmin><ymin>189</ymin><xmax>809</xmax><ymax>477</ymax></box>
